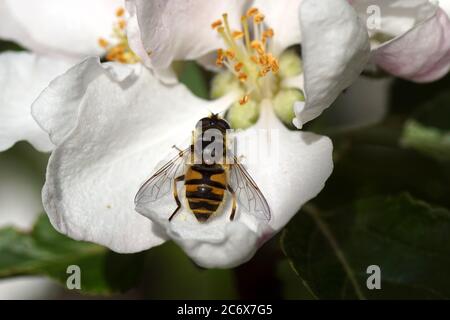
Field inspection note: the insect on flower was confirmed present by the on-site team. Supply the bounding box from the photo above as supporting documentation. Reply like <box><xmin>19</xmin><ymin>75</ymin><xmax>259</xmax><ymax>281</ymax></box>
<box><xmin>135</xmin><ymin>114</ymin><xmax>271</xmax><ymax>223</ymax></box>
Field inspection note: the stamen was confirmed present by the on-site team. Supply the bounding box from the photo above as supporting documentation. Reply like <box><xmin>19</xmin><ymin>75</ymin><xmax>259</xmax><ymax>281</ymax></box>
<box><xmin>225</xmin><ymin>49</ymin><xmax>236</xmax><ymax>60</ymax></box>
<box><xmin>98</xmin><ymin>7</ymin><xmax>140</xmax><ymax>64</ymax></box>
<box><xmin>98</xmin><ymin>38</ymin><xmax>109</xmax><ymax>48</ymax></box>
<box><xmin>232</xmin><ymin>30</ymin><xmax>244</xmax><ymax>40</ymax></box>
<box><xmin>211</xmin><ymin>8</ymin><xmax>280</xmax><ymax>100</ymax></box>
<box><xmin>238</xmin><ymin>72</ymin><xmax>248</xmax><ymax>82</ymax></box>
<box><xmin>211</xmin><ymin>19</ymin><xmax>222</xmax><ymax>29</ymax></box>
<box><xmin>246</xmin><ymin>7</ymin><xmax>259</xmax><ymax>17</ymax></box>
<box><xmin>239</xmin><ymin>95</ymin><xmax>249</xmax><ymax>105</ymax></box>
<box><xmin>118</xmin><ymin>19</ymin><xmax>126</xmax><ymax>30</ymax></box>
<box><xmin>254</xmin><ymin>13</ymin><xmax>265</xmax><ymax>24</ymax></box>
<box><xmin>234</xmin><ymin>62</ymin><xmax>244</xmax><ymax>72</ymax></box>
<box><xmin>116</xmin><ymin>7</ymin><xmax>125</xmax><ymax>17</ymax></box>
<box><xmin>241</xmin><ymin>16</ymin><xmax>251</xmax><ymax>52</ymax></box>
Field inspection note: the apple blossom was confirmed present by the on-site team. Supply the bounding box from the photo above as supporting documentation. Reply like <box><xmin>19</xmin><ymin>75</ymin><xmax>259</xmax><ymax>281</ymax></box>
<box><xmin>0</xmin><ymin>0</ymin><xmax>124</xmax><ymax>152</ymax></box>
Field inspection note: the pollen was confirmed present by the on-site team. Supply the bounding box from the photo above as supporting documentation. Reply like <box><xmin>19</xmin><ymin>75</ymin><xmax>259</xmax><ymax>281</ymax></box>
<box><xmin>116</xmin><ymin>7</ymin><xmax>125</xmax><ymax>17</ymax></box>
<box><xmin>98</xmin><ymin>38</ymin><xmax>109</xmax><ymax>48</ymax></box>
<box><xmin>98</xmin><ymin>7</ymin><xmax>140</xmax><ymax>64</ymax></box>
<box><xmin>239</xmin><ymin>95</ymin><xmax>249</xmax><ymax>105</ymax></box>
<box><xmin>211</xmin><ymin>7</ymin><xmax>279</xmax><ymax>105</ymax></box>
<box><xmin>211</xmin><ymin>19</ymin><xmax>222</xmax><ymax>29</ymax></box>
<box><xmin>232</xmin><ymin>30</ymin><xmax>244</xmax><ymax>40</ymax></box>
<box><xmin>253</xmin><ymin>13</ymin><xmax>265</xmax><ymax>24</ymax></box>
<box><xmin>238</xmin><ymin>72</ymin><xmax>248</xmax><ymax>82</ymax></box>
<box><xmin>234</xmin><ymin>62</ymin><xmax>244</xmax><ymax>72</ymax></box>
<box><xmin>246</xmin><ymin>7</ymin><xmax>259</xmax><ymax>17</ymax></box>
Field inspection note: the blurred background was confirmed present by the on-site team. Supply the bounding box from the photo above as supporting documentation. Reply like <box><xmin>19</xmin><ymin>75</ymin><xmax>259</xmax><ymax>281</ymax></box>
<box><xmin>1</xmin><ymin>34</ymin><xmax>450</xmax><ymax>299</ymax></box>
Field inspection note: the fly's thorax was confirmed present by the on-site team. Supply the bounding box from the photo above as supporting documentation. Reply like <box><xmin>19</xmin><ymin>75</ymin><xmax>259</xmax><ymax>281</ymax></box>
<box><xmin>192</xmin><ymin>116</ymin><xmax>233</xmax><ymax>165</ymax></box>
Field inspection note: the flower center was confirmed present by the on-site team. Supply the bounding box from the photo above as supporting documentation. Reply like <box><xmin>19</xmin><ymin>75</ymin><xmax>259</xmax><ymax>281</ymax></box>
<box><xmin>98</xmin><ymin>7</ymin><xmax>140</xmax><ymax>64</ymax></box>
<box><xmin>211</xmin><ymin>8</ymin><xmax>280</xmax><ymax>105</ymax></box>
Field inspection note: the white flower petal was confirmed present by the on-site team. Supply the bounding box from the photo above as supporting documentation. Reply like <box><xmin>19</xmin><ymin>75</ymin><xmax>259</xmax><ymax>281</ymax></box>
<box><xmin>374</xmin><ymin>8</ymin><xmax>450</xmax><ymax>82</ymax></box>
<box><xmin>441</xmin><ymin>0</ymin><xmax>450</xmax><ymax>16</ymax></box>
<box><xmin>0</xmin><ymin>0</ymin><xmax>123</xmax><ymax>58</ymax></box>
<box><xmin>32</xmin><ymin>58</ymin><xmax>141</xmax><ymax>147</ymax></box>
<box><xmin>294</xmin><ymin>0</ymin><xmax>370</xmax><ymax>129</ymax></box>
<box><xmin>32</xmin><ymin>58</ymin><xmax>232</xmax><ymax>253</ymax></box>
<box><xmin>353</xmin><ymin>0</ymin><xmax>450</xmax><ymax>82</ymax></box>
<box><xmin>0</xmin><ymin>52</ymin><xmax>74</xmax><ymax>152</ymax></box>
<box><xmin>352</xmin><ymin>0</ymin><xmax>436</xmax><ymax>42</ymax></box>
<box><xmin>127</xmin><ymin>0</ymin><xmax>247</xmax><ymax>70</ymax></box>
<box><xmin>253</xmin><ymin>0</ymin><xmax>303</xmax><ymax>54</ymax></box>
<box><xmin>137</xmin><ymin>100</ymin><xmax>333</xmax><ymax>268</ymax></box>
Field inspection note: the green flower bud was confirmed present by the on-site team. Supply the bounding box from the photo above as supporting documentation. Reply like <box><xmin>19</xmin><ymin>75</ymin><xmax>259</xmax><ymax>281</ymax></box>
<box><xmin>210</xmin><ymin>71</ymin><xmax>242</xmax><ymax>99</ymax></box>
<box><xmin>278</xmin><ymin>50</ymin><xmax>302</xmax><ymax>78</ymax></box>
<box><xmin>273</xmin><ymin>89</ymin><xmax>304</xmax><ymax>126</ymax></box>
<box><xmin>226</xmin><ymin>99</ymin><xmax>260</xmax><ymax>130</ymax></box>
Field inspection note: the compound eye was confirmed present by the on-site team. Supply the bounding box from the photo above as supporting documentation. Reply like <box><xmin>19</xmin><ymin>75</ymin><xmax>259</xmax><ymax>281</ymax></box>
<box><xmin>196</xmin><ymin>117</ymin><xmax>213</xmax><ymax>129</ymax></box>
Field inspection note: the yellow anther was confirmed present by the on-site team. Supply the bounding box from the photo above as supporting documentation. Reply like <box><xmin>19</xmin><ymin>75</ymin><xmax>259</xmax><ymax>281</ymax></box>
<box><xmin>216</xmin><ymin>50</ymin><xmax>225</xmax><ymax>66</ymax></box>
<box><xmin>246</xmin><ymin>7</ymin><xmax>259</xmax><ymax>17</ymax></box>
<box><xmin>116</xmin><ymin>7</ymin><xmax>125</xmax><ymax>17</ymax></box>
<box><xmin>211</xmin><ymin>8</ymin><xmax>280</xmax><ymax>100</ymax></box>
<box><xmin>250</xmin><ymin>40</ymin><xmax>262</xmax><ymax>49</ymax></box>
<box><xmin>234</xmin><ymin>62</ymin><xmax>244</xmax><ymax>72</ymax></box>
<box><xmin>99</xmin><ymin>7</ymin><xmax>140</xmax><ymax>64</ymax></box>
<box><xmin>259</xmin><ymin>54</ymin><xmax>267</xmax><ymax>64</ymax></box>
<box><xmin>232</xmin><ymin>31</ymin><xmax>244</xmax><ymax>40</ymax></box>
<box><xmin>238</xmin><ymin>72</ymin><xmax>248</xmax><ymax>82</ymax></box>
<box><xmin>239</xmin><ymin>95</ymin><xmax>250</xmax><ymax>105</ymax></box>
<box><xmin>211</xmin><ymin>19</ymin><xmax>223</xmax><ymax>29</ymax></box>
<box><xmin>98</xmin><ymin>38</ymin><xmax>109</xmax><ymax>48</ymax></box>
<box><xmin>254</xmin><ymin>13</ymin><xmax>265</xmax><ymax>23</ymax></box>
<box><xmin>271</xmin><ymin>59</ymin><xmax>280</xmax><ymax>73</ymax></box>
<box><xmin>263</xmin><ymin>28</ymin><xmax>274</xmax><ymax>38</ymax></box>
<box><xmin>216</xmin><ymin>59</ymin><xmax>224</xmax><ymax>67</ymax></box>
<box><xmin>118</xmin><ymin>19</ymin><xmax>126</xmax><ymax>30</ymax></box>
<box><xmin>258</xmin><ymin>68</ymin><xmax>270</xmax><ymax>77</ymax></box>
<box><xmin>225</xmin><ymin>50</ymin><xmax>236</xmax><ymax>60</ymax></box>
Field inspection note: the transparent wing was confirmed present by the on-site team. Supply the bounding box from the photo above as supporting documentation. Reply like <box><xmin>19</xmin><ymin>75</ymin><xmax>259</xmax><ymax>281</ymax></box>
<box><xmin>229</xmin><ymin>157</ymin><xmax>271</xmax><ymax>222</ymax></box>
<box><xmin>134</xmin><ymin>147</ymin><xmax>190</xmax><ymax>205</ymax></box>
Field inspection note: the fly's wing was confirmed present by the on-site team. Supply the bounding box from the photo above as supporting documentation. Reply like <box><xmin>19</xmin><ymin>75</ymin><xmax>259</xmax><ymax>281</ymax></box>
<box><xmin>134</xmin><ymin>147</ymin><xmax>190</xmax><ymax>206</ymax></box>
<box><xmin>229</xmin><ymin>157</ymin><xmax>271</xmax><ymax>222</ymax></box>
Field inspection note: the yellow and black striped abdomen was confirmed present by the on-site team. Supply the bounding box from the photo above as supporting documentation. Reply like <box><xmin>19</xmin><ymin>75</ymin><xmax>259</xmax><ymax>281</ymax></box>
<box><xmin>184</xmin><ymin>164</ymin><xmax>226</xmax><ymax>222</ymax></box>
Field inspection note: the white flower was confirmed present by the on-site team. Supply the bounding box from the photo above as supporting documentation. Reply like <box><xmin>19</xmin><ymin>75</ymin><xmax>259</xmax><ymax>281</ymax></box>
<box><xmin>127</xmin><ymin>0</ymin><xmax>371</xmax><ymax>130</ymax></box>
<box><xmin>0</xmin><ymin>0</ymin><xmax>124</xmax><ymax>152</ymax></box>
<box><xmin>352</xmin><ymin>0</ymin><xmax>450</xmax><ymax>82</ymax></box>
<box><xmin>30</xmin><ymin>0</ymin><xmax>376</xmax><ymax>268</ymax></box>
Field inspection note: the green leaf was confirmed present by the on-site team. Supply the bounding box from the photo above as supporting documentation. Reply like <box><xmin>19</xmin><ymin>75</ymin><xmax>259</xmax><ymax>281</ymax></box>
<box><xmin>0</xmin><ymin>214</ymin><xmax>145</xmax><ymax>295</ymax></box>
<box><xmin>282</xmin><ymin>194</ymin><xmax>450</xmax><ymax>299</ymax></box>
<box><xmin>178</xmin><ymin>61</ymin><xmax>210</xmax><ymax>99</ymax></box>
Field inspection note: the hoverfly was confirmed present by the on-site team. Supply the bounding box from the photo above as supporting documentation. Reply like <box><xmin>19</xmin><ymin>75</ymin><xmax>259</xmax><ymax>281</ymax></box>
<box><xmin>135</xmin><ymin>114</ymin><xmax>271</xmax><ymax>223</ymax></box>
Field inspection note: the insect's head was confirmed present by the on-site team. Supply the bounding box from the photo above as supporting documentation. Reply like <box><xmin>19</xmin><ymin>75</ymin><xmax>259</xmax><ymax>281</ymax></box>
<box><xmin>195</xmin><ymin>114</ymin><xmax>231</xmax><ymax>133</ymax></box>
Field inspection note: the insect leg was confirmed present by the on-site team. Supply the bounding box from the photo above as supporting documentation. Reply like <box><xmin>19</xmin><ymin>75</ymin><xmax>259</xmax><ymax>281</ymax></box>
<box><xmin>227</xmin><ymin>184</ymin><xmax>237</xmax><ymax>221</ymax></box>
<box><xmin>169</xmin><ymin>175</ymin><xmax>185</xmax><ymax>221</ymax></box>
